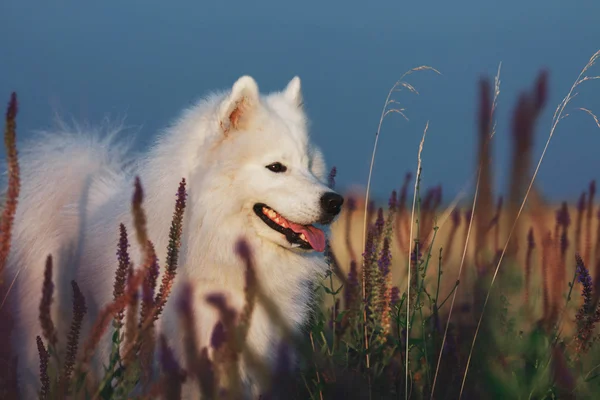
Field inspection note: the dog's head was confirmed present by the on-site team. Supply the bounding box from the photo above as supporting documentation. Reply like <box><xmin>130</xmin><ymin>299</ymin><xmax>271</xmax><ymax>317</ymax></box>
<box><xmin>202</xmin><ymin>76</ymin><xmax>343</xmax><ymax>253</ymax></box>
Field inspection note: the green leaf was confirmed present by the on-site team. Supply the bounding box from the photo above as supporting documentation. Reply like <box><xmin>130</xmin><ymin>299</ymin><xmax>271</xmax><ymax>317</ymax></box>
<box><xmin>321</xmin><ymin>282</ymin><xmax>344</xmax><ymax>295</ymax></box>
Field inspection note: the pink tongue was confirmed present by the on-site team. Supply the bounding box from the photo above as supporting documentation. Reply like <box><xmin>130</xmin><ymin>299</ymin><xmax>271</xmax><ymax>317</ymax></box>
<box><xmin>287</xmin><ymin>222</ymin><xmax>326</xmax><ymax>252</ymax></box>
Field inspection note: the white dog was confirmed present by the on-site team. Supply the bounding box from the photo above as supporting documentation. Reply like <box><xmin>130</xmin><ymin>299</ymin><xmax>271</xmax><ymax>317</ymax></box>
<box><xmin>5</xmin><ymin>76</ymin><xmax>343</xmax><ymax>398</ymax></box>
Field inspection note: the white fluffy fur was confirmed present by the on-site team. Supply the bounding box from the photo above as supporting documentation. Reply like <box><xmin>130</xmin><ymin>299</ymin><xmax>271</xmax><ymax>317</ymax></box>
<box><xmin>5</xmin><ymin>76</ymin><xmax>340</xmax><ymax>398</ymax></box>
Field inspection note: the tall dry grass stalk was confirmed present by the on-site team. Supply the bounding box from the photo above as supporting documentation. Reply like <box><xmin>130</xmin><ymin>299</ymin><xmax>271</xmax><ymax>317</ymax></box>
<box><xmin>361</xmin><ymin>66</ymin><xmax>440</xmax><ymax>389</ymax></box>
<box><xmin>405</xmin><ymin>122</ymin><xmax>428</xmax><ymax>399</ymax></box>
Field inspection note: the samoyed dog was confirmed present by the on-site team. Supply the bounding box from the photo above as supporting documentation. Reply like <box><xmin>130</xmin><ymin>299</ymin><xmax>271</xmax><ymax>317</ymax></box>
<box><xmin>5</xmin><ymin>76</ymin><xmax>343</xmax><ymax>398</ymax></box>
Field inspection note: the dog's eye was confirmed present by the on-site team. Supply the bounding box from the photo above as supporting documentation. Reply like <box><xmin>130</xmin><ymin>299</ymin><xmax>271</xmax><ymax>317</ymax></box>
<box><xmin>266</xmin><ymin>162</ymin><xmax>287</xmax><ymax>173</ymax></box>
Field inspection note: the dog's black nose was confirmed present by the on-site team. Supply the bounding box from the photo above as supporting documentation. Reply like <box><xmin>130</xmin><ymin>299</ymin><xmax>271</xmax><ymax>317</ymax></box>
<box><xmin>320</xmin><ymin>192</ymin><xmax>344</xmax><ymax>216</ymax></box>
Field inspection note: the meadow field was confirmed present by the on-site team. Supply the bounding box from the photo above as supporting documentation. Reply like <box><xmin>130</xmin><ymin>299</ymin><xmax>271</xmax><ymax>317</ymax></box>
<box><xmin>1</xmin><ymin>50</ymin><xmax>600</xmax><ymax>399</ymax></box>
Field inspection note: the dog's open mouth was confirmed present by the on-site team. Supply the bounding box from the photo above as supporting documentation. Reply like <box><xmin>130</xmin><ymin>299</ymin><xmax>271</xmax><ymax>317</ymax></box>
<box><xmin>253</xmin><ymin>203</ymin><xmax>326</xmax><ymax>252</ymax></box>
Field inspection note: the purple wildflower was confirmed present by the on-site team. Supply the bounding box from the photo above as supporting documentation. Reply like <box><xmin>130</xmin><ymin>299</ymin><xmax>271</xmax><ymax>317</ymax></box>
<box><xmin>375</xmin><ymin>208</ymin><xmax>384</xmax><ymax>236</ymax></box>
<box><xmin>177</xmin><ymin>282</ymin><xmax>193</xmax><ymax>316</ymax></box>
<box><xmin>398</xmin><ymin>172</ymin><xmax>411</xmax><ymax>207</ymax></box>
<box><xmin>578</xmin><ymin>192</ymin><xmax>587</xmax><ymax>213</ymax></box>
<box><xmin>262</xmin><ymin>342</ymin><xmax>294</xmax><ymax>398</ymax></box>
<box><xmin>534</xmin><ymin>70</ymin><xmax>548</xmax><ymax>110</ymax></box>
<box><xmin>210</xmin><ymin>321</ymin><xmax>226</xmax><ymax>350</ymax></box>
<box><xmin>430</xmin><ymin>305</ymin><xmax>441</xmax><ymax>335</ymax></box>
<box><xmin>116</xmin><ymin>223</ymin><xmax>131</xmax><ymax>270</ymax></box>
<box><xmin>328</xmin><ymin>298</ymin><xmax>340</xmax><ymax>331</ymax></box>
<box><xmin>560</xmin><ymin>231</ymin><xmax>569</xmax><ymax>256</ymax></box>
<box><xmin>433</xmin><ymin>185</ymin><xmax>443</xmax><ymax>209</ymax></box>
<box><xmin>422</xmin><ymin>188</ymin><xmax>435</xmax><ymax>211</ymax></box>
<box><xmin>159</xmin><ymin>334</ymin><xmax>184</xmax><ymax>375</ymax></box>
<box><xmin>574</xmin><ymin>254</ymin><xmax>600</xmax><ymax>355</ymax></box>
<box><xmin>328</xmin><ymin>166</ymin><xmax>337</xmax><ymax>189</ymax></box>
<box><xmin>556</xmin><ymin>202</ymin><xmax>571</xmax><ymax>228</ymax></box>
<box><xmin>346</xmin><ymin>196</ymin><xmax>356</xmax><ymax>212</ymax></box>
<box><xmin>390</xmin><ymin>286</ymin><xmax>400</xmax><ymax>307</ymax></box>
<box><xmin>443</xmin><ymin>324</ymin><xmax>457</xmax><ymax>356</ymax></box>
<box><xmin>39</xmin><ymin>256</ymin><xmax>57</xmax><ymax>348</ymax></box>
<box><xmin>344</xmin><ymin>260</ymin><xmax>359</xmax><ymax>308</ymax></box>
<box><xmin>496</xmin><ymin>196</ymin><xmax>504</xmax><ymax>212</ymax></box>
<box><xmin>362</xmin><ymin>229</ymin><xmax>376</xmax><ymax>262</ymax></box>
<box><xmin>235</xmin><ymin>238</ymin><xmax>251</xmax><ymax>261</ymax></box>
<box><xmin>367</xmin><ymin>200</ymin><xmax>375</xmax><ymax>214</ymax></box>
<box><xmin>274</xmin><ymin>342</ymin><xmax>291</xmax><ymax>375</ymax></box>
<box><xmin>165</xmin><ymin>178</ymin><xmax>187</xmax><ymax>274</ymax></box>
<box><xmin>451</xmin><ymin>208</ymin><xmax>461</xmax><ymax>226</ymax></box>
<box><xmin>61</xmin><ymin>281</ymin><xmax>87</xmax><ymax>387</ymax></box>
<box><xmin>410</xmin><ymin>247</ymin><xmax>422</xmax><ymax>264</ymax></box>
<box><xmin>158</xmin><ymin>335</ymin><xmax>185</xmax><ymax>399</ymax></box>
<box><xmin>528</xmin><ymin>228</ymin><xmax>536</xmax><ymax>250</ymax></box>
<box><xmin>36</xmin><ymin>336</ymin><xmax>50</xmax><ymax>400</ymax></box>
<box><xmin>205</xmin><ymin>293</ymin><xmax>237</xmax><ymax>334</ymax></box>
<box><xmin>490</xmin><ymin>196</ymin><xmax>504</xmax><ymax>227</ymax></box>
<box><xmin>142</xmin><ymin>242</ymin><xmax>160</xmax><ymax>306</ymax></box>
<box><xmin>388</xmin><ymin>190</ymin><xmax>398</xmax><ymax>211</ymax></box>
<box><xmin>400</xmin><ymin>328</ymin><xmax>408</xmax><ymax>349</ymax></box>
<box><xmin>378</xmin><ymin>238</ymin><xmax>392</xmax><ymax>277</ymax></box>
<box><xmin>575</xmin><ymin>254</ymin><xmax>593</xmax><ymax>313</ymax></box>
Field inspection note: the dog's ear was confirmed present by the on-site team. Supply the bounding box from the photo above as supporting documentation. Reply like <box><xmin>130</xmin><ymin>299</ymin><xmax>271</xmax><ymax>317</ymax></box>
<box><xmin>283</xmin><ymin>76</ymin><xmax>303</xmax><ymax>108</ymax></box>
<box><xmin>219</xmin><ymin>76</ymin><xmax>260</xmax><ymax>134</ymax></box>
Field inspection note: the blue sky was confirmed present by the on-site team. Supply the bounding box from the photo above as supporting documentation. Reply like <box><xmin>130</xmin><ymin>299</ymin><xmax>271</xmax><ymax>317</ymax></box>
<box><xmin>1</xmin><ymin>0</ymin><xmax>599</xmax><ymax>204</ymax></box>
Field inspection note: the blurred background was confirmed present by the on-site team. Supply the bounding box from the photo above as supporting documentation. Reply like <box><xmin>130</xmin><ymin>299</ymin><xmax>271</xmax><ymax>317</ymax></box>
<box><xmin>1</xmin><ymin>0</ymin><xmax>599</xmax><ymax>204</ymax></box>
